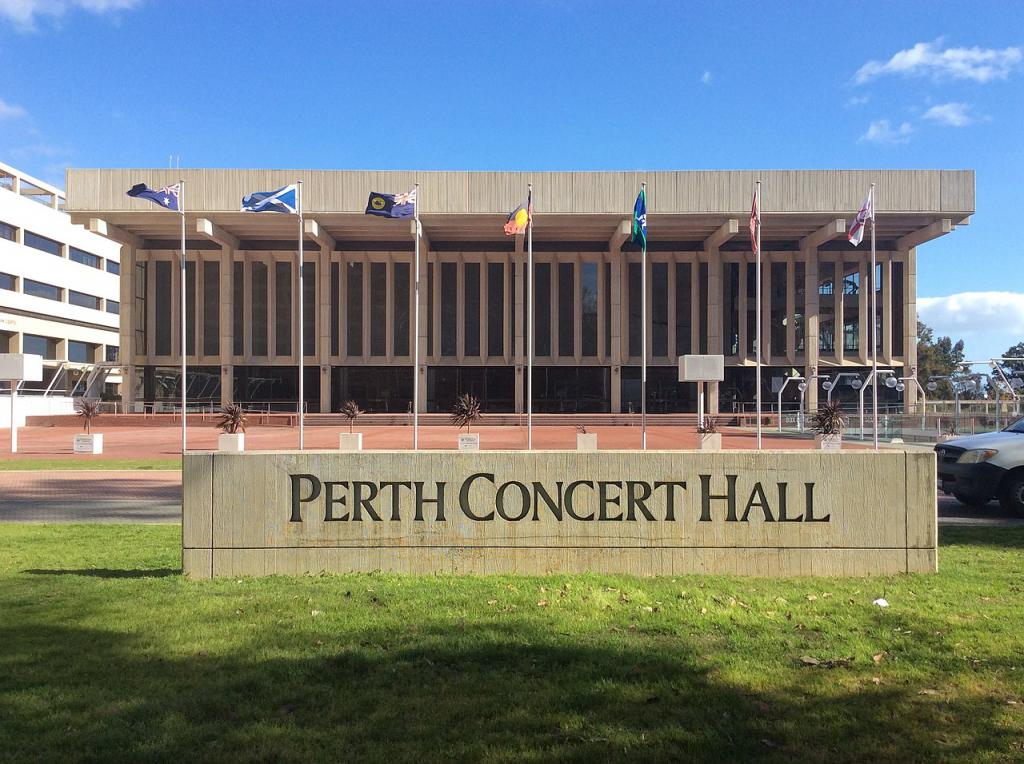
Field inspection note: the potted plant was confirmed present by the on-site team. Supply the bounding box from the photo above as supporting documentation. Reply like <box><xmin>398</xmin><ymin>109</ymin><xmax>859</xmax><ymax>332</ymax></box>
<box><xmin>697</xmin><ymin>417</ymin><xmax>721</xmax><ymax>451</ymax></box>
<box><xmin>576</xmin><ymin>424</ymin><xmax>598</xmax><ymax>451</ymax></box>
<box><xmin>339</xmin><ymin>400</ymin><xmax>364</xmax><ymax>450</ymax></box>
<box><xmin>216</xmin><ymin>403</ymin><xmax>247</xmax><ymax>452</ymax></box>
<box><xmin>73</xmin><ymin>398</ymin><xmax>103</xmax><ymax>454</ymax></box>
<box><xmin>450</xmin><ymin>393</ymin><xmax>482</xmax><ymax>450</ymax></box>
<box><xmin>809</xmin><ymin>400</ymin><xmax>846</xmax><ymax>451</ymax></box>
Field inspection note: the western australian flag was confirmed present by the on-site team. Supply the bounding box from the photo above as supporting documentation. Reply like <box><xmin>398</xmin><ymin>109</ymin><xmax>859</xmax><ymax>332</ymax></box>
<box><xmin>365</xmin><ymin>188</ymin><xmax>416</xmax><ymax>219</ymax></box>
<box><xmin>126</xmin><ymin>183</ymin><xmax>180</xmax><ymax>211</ymax></box>
<box><xmin>241</xmin><ymin>184</ymin><xmax>298</xmax><ymax>214</ymax></box>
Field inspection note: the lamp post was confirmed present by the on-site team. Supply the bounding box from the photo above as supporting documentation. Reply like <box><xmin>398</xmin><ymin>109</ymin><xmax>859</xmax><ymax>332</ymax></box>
<box><xmin>859</xmin><ymin>369</ymin><xmax>897</xmax><ymax>439</ymax></box>
<box><xmin>820</xmin><ymin>372</ymin><xmax>863</xmax><ymax>405</ymax></box>
<box><xmin>776</xmin><ymin>375</ymin><xmax>806</xmax><ymax>433</ymax></box>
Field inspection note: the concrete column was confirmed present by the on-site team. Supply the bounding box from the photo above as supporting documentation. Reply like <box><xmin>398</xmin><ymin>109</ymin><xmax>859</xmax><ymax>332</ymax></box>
<box><xmin>804</xmin><ymin>248</ymin><xmax>820</xmax><ymax>411</ymax></box>
<box><xmin>219</xmin><ymin>246</ymin><xmax>234</xmax><ymax>406</ymax></box>
<box><xmin>119</xmin><ymin>244</ymin><xmax>137</xmax><ymax>410</ymax></box>
<box><xmin>904</xmin><ymin>248</ymin><xmax>918</xmax><ymax>408</ymax></box>
<box><xmin>610</xmin><ymin>248</ymin><xmax>623</xmax><ymax>413</ymax></box>
<box><xmin>318</xmin><ymin>243</ymin><xmax>332</xmax><ymax>413</ymax></box>
<box><xmin>706</xmin><ymin>253</ymin><xmax>722</xmax><ymax>415</ymax></box>
<box><xmin>882</xmin><ymin>255</ymin><xmax>893</xmax><ymax>364</ymax></box>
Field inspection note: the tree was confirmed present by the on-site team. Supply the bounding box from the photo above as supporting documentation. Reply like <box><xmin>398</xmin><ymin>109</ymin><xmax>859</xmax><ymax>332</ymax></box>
<box><xmin>917</xmin><ymin>321</ymin><xmax>966</xmax><ymax>398</ymax></box>
<box><xmin>1002</xmin><ymin>341</ymin><xmax>1024</xmax><ymax>373</ymax></box>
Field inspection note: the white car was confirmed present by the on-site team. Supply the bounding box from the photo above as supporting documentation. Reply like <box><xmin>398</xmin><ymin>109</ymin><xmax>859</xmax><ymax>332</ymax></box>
<box><xmin>934</xmin><ymin>417</ymin><xmax>1024</xmax><ymax>515</ymax></box>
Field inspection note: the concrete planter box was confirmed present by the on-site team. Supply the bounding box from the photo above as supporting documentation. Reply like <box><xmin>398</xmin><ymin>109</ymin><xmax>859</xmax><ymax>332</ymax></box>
<box><xmin>698</xmin><ymin>433</ymin><xmax>722</xmax><ymax>451</ymax></box>
<box><xmin>458</xmin><ymin>433</ymin><xmax>480</xmax><ymax>451</ymax></box>
<box><xmin>816</xmin><ymin>434</ymin><xmax>843</xmax><ymax>451</ymax></box>
<box><xmin>218</xmin><ymin>433</ymin><xmax>245</xmax><ymax>452</ymax></box>
<box><xmin>73</xmin><ymin>433</ymin><xmax>103</xmax><ymax>454</ymax></box>
<box><xmin>339</xmin><ymin>432</ymin><xmax>363</xmax><ymax>451</ymax></box>
<box><xmin>576</xmin><ymin>433</ymin><xmax>598</xmax><ymax>451</ymax></box>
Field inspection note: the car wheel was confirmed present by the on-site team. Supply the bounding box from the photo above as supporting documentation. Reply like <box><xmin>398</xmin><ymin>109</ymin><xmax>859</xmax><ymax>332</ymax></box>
<box><xmin>954</xmin><ymin>493</ymin><xmax>989</xmax><ymax>507</ymax></box>
<box><xmin>998</xmin><ymin>474</ymin><xmax>1024</xmax><ymax>517</ymax></box>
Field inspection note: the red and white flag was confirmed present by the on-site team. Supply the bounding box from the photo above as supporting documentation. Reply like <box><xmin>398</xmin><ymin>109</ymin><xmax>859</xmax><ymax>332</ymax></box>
<box><xmin>848</xmin><ymin>188</ymin><xmax>874</xmax><ymax>246</ymax></box>
<box><xmin>749</xmin><ymin>190</ymin><xmax>759</xmax><ymax>254</ymax></box>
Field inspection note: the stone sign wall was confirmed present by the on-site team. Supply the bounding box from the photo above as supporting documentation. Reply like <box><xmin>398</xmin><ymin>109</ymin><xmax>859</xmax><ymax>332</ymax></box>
<box><xmin>182</xmin><ymin>450</ymin><xmax>937</xmax><ymax>578</ymax></box>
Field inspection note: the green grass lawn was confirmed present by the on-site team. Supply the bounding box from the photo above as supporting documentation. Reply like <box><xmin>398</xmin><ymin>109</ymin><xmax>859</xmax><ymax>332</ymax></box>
<box><xmin>0</xmin><ymin>458</ymin><xmax>180</xmax><ymax>471</ymax></box>
<box><xmin>1</xmin><ymin>526</ymin><xmax>1022</xmax><ymax>763</ymax></box>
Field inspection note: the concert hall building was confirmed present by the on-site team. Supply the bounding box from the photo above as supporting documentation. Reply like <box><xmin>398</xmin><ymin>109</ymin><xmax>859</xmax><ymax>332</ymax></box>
<box><xmin>65</xmin><ymin>169</ymin><xmax>973</xmax><ymax>416</ymax></box>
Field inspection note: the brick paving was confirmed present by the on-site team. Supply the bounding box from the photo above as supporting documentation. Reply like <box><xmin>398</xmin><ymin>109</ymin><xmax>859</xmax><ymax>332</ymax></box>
<box><xmin>0</xmin><ymin>470</ymin><xmax>181</xmax><ymax>523</ymax></box>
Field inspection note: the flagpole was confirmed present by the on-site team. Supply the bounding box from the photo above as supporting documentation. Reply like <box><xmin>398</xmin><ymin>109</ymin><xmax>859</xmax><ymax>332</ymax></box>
<box><xmin>870</xmin><ymin>182</ymin><xmax>878</xmax><ymax>450</ymax></box>
<box><xmin>755</xmin><ymin>181</ymin><xmax>763</xmax><ymax>450</ymax></box>
<box><xmin>413</xmin><ymin>183</ymin><xmax>420</xmax><ymax>450</ymax></box>
<box><xmin>527</xmin><ymin>183</ymin><xmax>534</xmax><ymax>450</ymax></box>
<box><xmin>179</xmin><ymin>179</ymin><xmax>187</xmax><ymax>454</ymax></box>
<box><xmin>641</xmin><ymin>181</ymin><xmax>647</xmax><ymax>451</ymax></box>
<box><xmin>297</xmin><ymin>180</ymin><xmax>304</xmax><ymax>450</ymax></box>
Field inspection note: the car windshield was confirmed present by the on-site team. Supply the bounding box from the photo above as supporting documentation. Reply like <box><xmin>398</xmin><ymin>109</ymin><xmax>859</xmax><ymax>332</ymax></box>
<box><xmin>1006</xmin><ymin>417</ymin><xmax>1024</xmax><ymax>434</ymax></box>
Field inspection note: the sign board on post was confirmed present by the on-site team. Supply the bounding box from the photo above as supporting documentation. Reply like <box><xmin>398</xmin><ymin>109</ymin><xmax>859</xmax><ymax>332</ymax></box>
<box><xmin>679</xmin><ymin>355</ymin><xmax>725</xmax><ymax>427</ymax></box>
<box><xmin>0</xmin><ymin>354</ymin><xmax>44</xmax><ymax>454</ymax></box>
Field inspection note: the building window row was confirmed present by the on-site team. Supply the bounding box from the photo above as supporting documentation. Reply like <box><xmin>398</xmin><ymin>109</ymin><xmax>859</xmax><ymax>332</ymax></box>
<box><xmin>17</xmin><ymin>332</ymin><xmax>117</xmax><ymax>364</ymax></box>
<box><xmin>3</xmin><ymin>273</ymin><xmax>115</xmax><ymax>314</ymax></box>
<box><xmin>0</xmin><ymin>218</ymin><xmax>120</xmax><ymax>273</ymax></box>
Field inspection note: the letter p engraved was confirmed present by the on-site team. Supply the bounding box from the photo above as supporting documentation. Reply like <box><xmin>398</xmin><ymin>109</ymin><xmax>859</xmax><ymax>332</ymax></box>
<box><xmin>289</xmin><ymin>474</ymin><xmax>322</xmax><ymax>523</ymax></box>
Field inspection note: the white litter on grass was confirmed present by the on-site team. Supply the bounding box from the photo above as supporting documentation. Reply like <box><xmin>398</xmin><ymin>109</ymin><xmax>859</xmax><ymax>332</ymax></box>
<box><xmin>873</xmin><ymin>598</ymin><xmax>890</xmax><ymax>608</ymax></box>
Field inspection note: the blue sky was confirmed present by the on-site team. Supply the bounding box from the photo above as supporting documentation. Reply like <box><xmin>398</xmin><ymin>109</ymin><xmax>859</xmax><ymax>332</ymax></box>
<box><xmin>1</xmin><ymin>0</ymin><xmax>1022</xmax><ymax>362</ymax></box>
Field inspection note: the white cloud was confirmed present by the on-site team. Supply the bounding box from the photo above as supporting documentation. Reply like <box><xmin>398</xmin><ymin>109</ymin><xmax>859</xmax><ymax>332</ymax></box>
<box><xmin>0</xmin><ymin>97</ymin><xmax>26</xmax><ymax>119</ymax></box>
<box><xmin>701</xmin><ymin>70</ymin><xmax>712</xmax><ymax>85</ymax></box>
<box><xmin>844</xmin><ymin>95</ymin><xmax>870</xmax><ymax>108</ymax></box>
<box><xmin>919</xmin><ymin>292</ymin><xmax>1024</xmax><ymax>338</ymax></box>
<box><xmin>0</xmin><ymin>0</ymin><xmax>142</xmax><ymax>29</ymax></box>
<box><xmin>855</xmin><ymin>40</ymin><xmax>1022</xmax><ymax>84</ymax></box>
<box><xmin>859</xmin><ymin>119</ymin><xmax>913</xmax><ymax>144</ymax></box>
<box><xmin>922</xmin><ymin>102</ymin><xmax>972</xmax><ymax>126</ymax></box>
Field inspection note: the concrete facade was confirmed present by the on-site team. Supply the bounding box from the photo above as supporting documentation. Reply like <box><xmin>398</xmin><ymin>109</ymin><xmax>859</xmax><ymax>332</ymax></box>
<box><xmin>65</xmin><ymin>168</ymin><xmax>973</xmax><ymax>415</ymax></box>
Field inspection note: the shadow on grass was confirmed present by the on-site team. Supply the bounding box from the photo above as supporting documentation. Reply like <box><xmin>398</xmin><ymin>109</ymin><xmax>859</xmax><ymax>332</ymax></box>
<box><xmin>22</xmin><ymin>568</ymin><xmax>180</xmax><ymax>579</ymax></box>
<box><xmin>939</xmin><ymin>525</ymin><xmax>1024</xmax><ymax>549</ymax></box>
<box><xmin>0</xmin><ymin>619</ymin><xmax>1017</xmax><ymax>763</ymax></box>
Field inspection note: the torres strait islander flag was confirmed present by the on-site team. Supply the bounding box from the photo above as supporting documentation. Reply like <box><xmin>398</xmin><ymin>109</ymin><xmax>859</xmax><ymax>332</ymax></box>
<box><xmin>848</xmin><ymin>188</ymin><xmax>874</xmax><ymax>246</ymax></box>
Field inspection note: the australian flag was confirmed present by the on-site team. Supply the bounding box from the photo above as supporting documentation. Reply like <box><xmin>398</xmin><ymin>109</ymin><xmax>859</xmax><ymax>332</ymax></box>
<box><xmin>365</xmin><ymin>188</ymin><xmax>416</xmax><ymax>219</ymax></box>
<box><xmin>241</xmin><ymin>184</ymin><xmax>298</xmax><ymax>214</ymax></box>
<box><xmin>126</xmin><ymin>182</ymin><xmax>180</xmax><ymax>211</ymax></box>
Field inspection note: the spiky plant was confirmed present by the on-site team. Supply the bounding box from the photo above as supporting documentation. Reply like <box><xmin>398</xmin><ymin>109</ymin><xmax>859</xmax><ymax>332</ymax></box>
<box><xmin>341</xmin><ymin>400</ymin><xmax>363</xmax><ymax>434</ymax></box>
<box><xmin>809</xmin><ymin>400</ymin><xmax>847</xmax><ymax>436</ymax></box>
<box><xmin>576</xmin><ymin>424</ymin><xmax>587</xmax><ymax>435</ymax></box>
<box><xmin>450</xmin><ymin>393</ymin><xmax>482</xmax><ymax>434</ymax></box>
<box><xmin>74</xmin><ymin>398</ymin><xmax>101</xmax><ymax>434</ymax></box>
<box><xmin>697</xmin><ymin>416</ymin><xmax>719</xmax><ymax>435</ymax></box>
<box><xmin>216</xmin><ymin>403</ymin><xmax>247</xmax><ymax>435</ymax></box>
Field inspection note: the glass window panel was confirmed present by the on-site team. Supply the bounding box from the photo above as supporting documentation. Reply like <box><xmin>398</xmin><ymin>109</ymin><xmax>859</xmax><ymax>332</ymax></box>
<box><xmin>303</xmin><ymin>261</ymin><xmax>316</xmax><ymax>357</ymax></box>
<box><xmin>135</xmin><ymin>262</ymin><xmax>148</xmax><ymax>354</ymax></box>
<box><xmin>25</xmin><ymin>279</ymin><xmax>61</xmax><ymax>301</ymax></box>
<box><xmin>105</xmin><ymin>345</ymin><xmax>118</xmax><ymax>362</ymax></box>
<box><xmin>440</xmin><ymin>262</ymin><xmax>457</xmax><ymax>356</ymax></box>
<box><xmin>818</xmin><ymin>261</ymin><xmax>835</xmax><ymax>354</ymax></box>
<box><xmin>203</xmin><ymin>261</ymin><xmax>219</xmax><ymax>356</ymax></box>
<box><xmin>0</xmin><ymin>272</ymin><xmax>15</xmax><ymax>291</ymax></box>
<box><xmin>698</xmin><ymin>263</ymin><xmax>708</xmax><ymax>354</ymax></box>
<box><xmin>508</xmin><ymin>262</ymin><xmax>516</xmax><ymax>358</ymax></box>
<box><xmin>185</xmin><ymin>260</ymin><xmax>196</xmax><ymax>356</ymax></box>
<box><xmin>427</xmin><ymin>261</ymin><xmax>434</xmax><ymax>356</ymax></box>
<box><xmin>68</xmin><ymin>340</ymin><xmax>92</xmax><ymax>363</ymax></box>
<box><xmin>675</xmin><ymin>262</ymin><xmax>691</xmax><ymax>356</ymax></box>
<box><xmin>70</xmin><ymin>247</ymin><xmax>101</xmax><ymax>269</ymax></box>
<box><xmin>393</xmin><ymin>261</ymin><xmax>410</xmax><ymax>356</ymax></box>
<box><xmin>275</xmin><ymin>262</ymin><xmax>292</xmax><ymax>356</ymax></box>
<box><xmin>746</xmin><ymin>262</ymin><xmax>757</xmax><ymax>356</ymax></box>
<box><xmin>0</xmin><ymin>221</ymin><xmax>15</xmax><ymax>241</ymax></box>
<box><xmin>581</xmin><ymin>262</ymin><xmax>598</xmax><ymax>357</ymax></box>
<box><xmin>251</xmin><ymin>261</ymin><xmax>268</xmax><ymax>356</ymax></box>
<box><xmin>843</xmin><ymin>261</ymin><xmax>860</xmax><ymax>353</ymax></box>
<box><xmin>771</xmin><ymin>261</ymin><xmax>787</xmax><ymax>355</ymax></box>
<box><xmin>723</xmin><ymin>263</ymin><xmax>739</xmax><ymax>356</ymax></box>
<box><xmin>534</xmin><ymin>262</ymin><xmax>551</xmax><ymax>356</ymax></box>
<box><xmin>652</xmin><ymin>262</ymin><xmax>668</xmax><ymax>357</ymax></box>
<box><xmin>464</xmin><ymin>262</ymin><xmax>480</xmax><ymax>356</ymax></box>
<box><xmin>369</xmin><ymin>262</ymin><xmax>386</xmax><ymax>356</ymax></box>
<box><xmin>346</xmin><ymin>262</ymin><xmax>363</xmax><ymax>356</ymax></box>
<box><xmin>330</xmin><ymin>262</ymin><xmax>340</xmax><ymax>356</ymax></box>
<box><xmin>794</xmin><ymin>261</ymin><xmax>805</xmax><ymax>353</ymax></box>
<box><xmin>604</xmin><ymin>262</ymin><xmax>612</xmax><ymax>357</ymax></box>
<box><xmin>558</xmin><ymin>261</ymin><xmax>574</xmax><ymax>357</ymax></box>
<box><xmin>487</xmin><ymin>261</ymin><xmax>504</xmax><ymax>357</ymax></box>
<box><xmin>628</xmin><ymin>261</ymin><xmax>642</xmax><ymax>357</ymax></box>
<box><xmin>106</xmin><ymin>299</ymin><xmax>120</xmax><ymax>315</ymax></box>
<box><xmin>232</xmin><ymin>262</ymin><xmax>244</xmax><ymax>356</ymax></box>
<box><xmin>24</xmin><ymin>231</ymin><xmax>61</xmax><ymax>256</ymax></box>
<box><xmin>874</xmin><ymin>262</ymin><xmax>883</xmax><ymax>353</ymax></box>
<box><xmin>23</xmin><ymin>334</ymin><xmax>57</xmax><ymax>360</ymax></box>
<box><xmin>106</xmin><ymin>260</ymin><xmax>120</xmax><ymax>275</ymax></box>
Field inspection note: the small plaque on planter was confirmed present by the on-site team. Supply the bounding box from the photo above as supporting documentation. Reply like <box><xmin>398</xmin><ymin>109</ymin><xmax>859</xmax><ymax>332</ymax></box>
<box><xmin>457</xmin><ymin>434</ymin><xmax>480</xmax><ymax>451</ymax></box>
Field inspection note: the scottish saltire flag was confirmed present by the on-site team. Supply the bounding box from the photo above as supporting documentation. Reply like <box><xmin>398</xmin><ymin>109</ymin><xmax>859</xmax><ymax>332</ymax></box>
<box><xmin>749</xmin><ymin>190</ymin><xmax>759</xmax><ymax>254</ymax></box>
<box><xmin>504</xmin><ymin>189</ymin><xmax>532</xmax><ymax>235</ymax></box>
<box><xmin>848</xmin><ymin>188</ymin><xmax>874</xmax><ymax>246</ymax></box>
<box><xmin>366</xmin><ymin>188</ymin><xmax>416</xmax><ymax>219</ymax></box>
<box><xmin>126</xmin><ymin>183</ymin><xmax>180</xmax><ymax>211</ymax></box>
<box><xmin>241</xmin><ymin>184</ymin><xmax>297</xmax><ymax>214</ymax></box>
<box><xmin>631</xmin><ymin>187</ymin><xmax>647</xmax><ymax>247</ymax></box>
